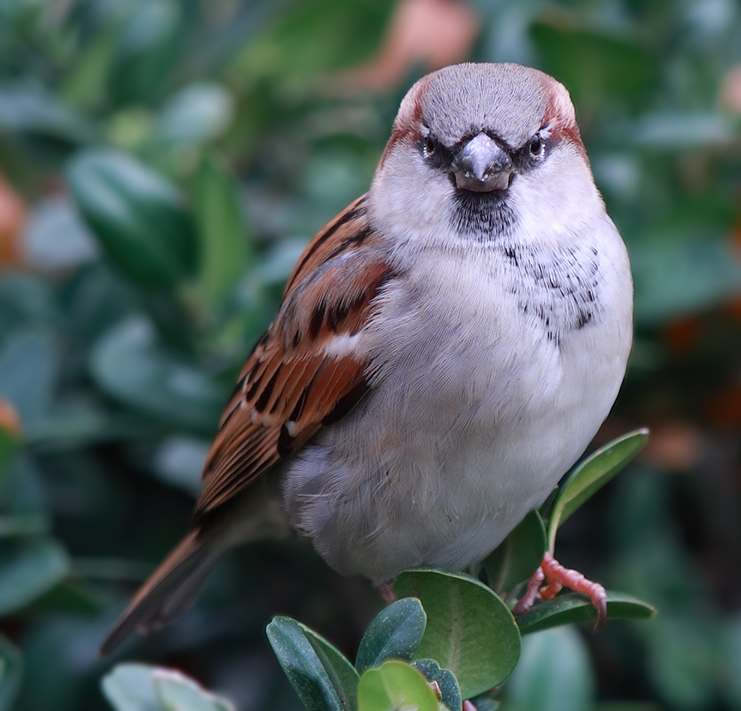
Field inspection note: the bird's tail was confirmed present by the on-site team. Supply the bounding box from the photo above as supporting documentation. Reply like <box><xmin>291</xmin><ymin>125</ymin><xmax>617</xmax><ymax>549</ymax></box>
<box><xmin>100</xmin><ymin>528</ymin><xmax>223</xmax><ymax>655</ymax></box>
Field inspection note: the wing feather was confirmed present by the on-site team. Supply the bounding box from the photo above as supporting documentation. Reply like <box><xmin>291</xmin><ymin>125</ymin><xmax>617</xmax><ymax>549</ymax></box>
<box><xmin>194</xmin><ymin>194</ymin><xmax>395</xmax><ymax>518</ymax></box>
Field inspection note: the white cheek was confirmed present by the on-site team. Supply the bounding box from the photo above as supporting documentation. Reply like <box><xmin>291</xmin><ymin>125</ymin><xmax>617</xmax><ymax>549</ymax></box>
<box><xmin>511</xmin><ymin>146</ymin><xmax>603</xmax><ymax>240</ymax></box>
<box><xmin>370</xmin><ymin>148</ymin><xmax>454</xmax><ymax>236</ymax></box>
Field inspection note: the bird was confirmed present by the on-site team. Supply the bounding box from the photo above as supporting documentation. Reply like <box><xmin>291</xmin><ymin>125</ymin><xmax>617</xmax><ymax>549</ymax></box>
<box><xmin>102</xmin><ymin>62</ymin><xmax>633</xmax><ymax>654</ymax></box>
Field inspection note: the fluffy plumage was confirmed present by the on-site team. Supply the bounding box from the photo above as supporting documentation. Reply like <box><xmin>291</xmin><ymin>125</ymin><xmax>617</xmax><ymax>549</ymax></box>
<box><xmin>102</xmin><ymin>62</ymin><xmax>632</xmax><ymax>654</ymax></box>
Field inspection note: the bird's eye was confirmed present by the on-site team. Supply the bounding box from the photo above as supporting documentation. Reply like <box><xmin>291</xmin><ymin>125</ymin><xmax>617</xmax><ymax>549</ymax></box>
<box><xmin>529</xmin><ymin>134</ymin><xmax>544</xmax><ymax>157</ymax></box>
<box><xmin>424</xmin><ymin>135</ymin><xmax>437</xmax><ymax>157</ymax></box>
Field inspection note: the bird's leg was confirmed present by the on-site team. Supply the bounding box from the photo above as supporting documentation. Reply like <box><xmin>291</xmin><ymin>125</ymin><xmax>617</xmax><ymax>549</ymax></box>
<box><xmin>511</xmin><ymin>565</ymin><xmax>544</xmax><ymax>616</ymax></box>
<box><xmin>513</xmin><ymin>552</ymin><xmax>607</xmax><ymax>629</ymax></box>
<box><xmin>378</xmin><ymin>580</ymin><xmax>396</xmax><ymax>604</ymax></box>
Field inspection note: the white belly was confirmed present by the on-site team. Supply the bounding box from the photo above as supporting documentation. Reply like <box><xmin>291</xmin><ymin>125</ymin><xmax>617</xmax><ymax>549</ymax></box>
<box><xmin>282</xmin><ymin>235</ymin><xmax>632</xmax><ymax>582</ymax></box>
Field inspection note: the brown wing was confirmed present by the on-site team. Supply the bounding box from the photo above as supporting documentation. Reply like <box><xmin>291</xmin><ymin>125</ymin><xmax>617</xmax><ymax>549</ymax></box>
<box><xmin>194</xmin><ymin>195</ymin><xmax>394</xmax><ymax>518</ymax></box>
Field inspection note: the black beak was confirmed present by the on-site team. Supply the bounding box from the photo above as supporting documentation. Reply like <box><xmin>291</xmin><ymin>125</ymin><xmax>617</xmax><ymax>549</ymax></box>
<box><xmin>451</xmin><ymin>134</ymin><xmax>513</xmax><ymax>192</ymax></box>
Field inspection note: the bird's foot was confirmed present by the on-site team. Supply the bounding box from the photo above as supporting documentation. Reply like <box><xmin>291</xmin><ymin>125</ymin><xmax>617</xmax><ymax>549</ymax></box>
<box><xmin>513</xmin><ymin>552</ymin><xmax>607</xmax><ymax>629</ymax></box>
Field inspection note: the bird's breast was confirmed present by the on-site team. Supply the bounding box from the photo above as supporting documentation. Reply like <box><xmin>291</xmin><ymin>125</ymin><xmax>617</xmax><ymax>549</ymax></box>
<box><xmin>282</xmin><ymin>232</ymin><xmax>632</xmax><ymax>582</ymax></box>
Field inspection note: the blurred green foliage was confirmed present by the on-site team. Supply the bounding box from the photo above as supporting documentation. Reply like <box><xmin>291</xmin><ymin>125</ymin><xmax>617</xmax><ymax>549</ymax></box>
<box><xmin>0</xmin><ymin>0</ymin><xmax>740</xmax><ymax>709</ymax></box>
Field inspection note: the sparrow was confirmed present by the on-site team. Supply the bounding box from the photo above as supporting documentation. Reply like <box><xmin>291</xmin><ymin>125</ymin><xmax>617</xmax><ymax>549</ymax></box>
<box><xmin>102</xmin><ymin>62</ymin><xmax>633</xmax><ymax>653</ymax></box>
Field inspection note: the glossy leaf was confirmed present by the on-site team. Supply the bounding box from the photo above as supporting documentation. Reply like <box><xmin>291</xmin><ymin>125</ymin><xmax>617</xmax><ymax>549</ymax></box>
<box><xmin>626</xmin><ymin>112</ymin><xmax>738</xmax><ymax>149</ymax></box>
<box><xmin>0</xmin><ymin>456</ymin><xmax>48</xmax><ymax>522</ymax></box>
<box><xmin>0</xmin><ymin>538</ymin><xmax>69</xmax><ymax>615</ymax></box>
<box><xmin>151</xmin><ymin>435</ymin><xmax>210</xmax><ymax>495</ymax></box>
<box><xmin>0</xmin><ymin>410</ymin><xmax>19</xmax><ymax>478</ymax></box>
<box><xmin>153</xmin><ymin>668</ymin><xmax>235</xmax><ymax>711</ymax></box>
<box><xmin>102</xmin><ymin>663</ymin><xmax>165</xmax><ymax>711</ymax></box>
<box><xmin>103</xmin><ymin>665</ymin><xmax>164</xmax><ymax>711</ymax></box>
<box><xmin>0</xmin><ymin>331</ymin><xmax>57</xmax><ymax>428</ymax></box>
<box><xmin>300</xmin><ymin>621</ymin><xmax>360</xmax><ymax>711</ymax></box>
<box><xmin>61</xmin><ymin>24</ymin><xmax>119</xmax><ymax>110</ymax></box>
<box><xmin>90</xmin><ymin>318</ymin><xmax>224</xmax><ymax>432</ymax></box>
<box><xmin>547</xmin><ymin>430</ymin><xmax>649</xmax><ymax>550</ymax></box>
<box><xmin>67</xmin><ymin>149</ymin><xmax>197</xmax><ymax>287</ymax></box>
<box><xmin>504</xmin><ymin>626</ymin><xmax>595</xmax><ymax>711</ymax></box>
<box><xmin>466</xmin><ymin>698</ymin><xmax>500</xmax><ymax>711</ymax></box>
<box><xmin>412</xmin><ymin>659</ymin><xmax>461</xmax><ymax>711</ymax></box>
<box><xmin>193</xmin><ymin>157</ymin><xmax>251</xmax><ymax>308</ymax></box>
<box><xmin>516</xmin><ymin>592</ymin><xmax>657</xmax><ymax>636</ymax></box>
<box><xmin>26</xmin><ymin>578</ymin><xmax>105</xmax><ymax>615</ymax></box>
<box><xmin>531</xmin><ymin>21</ymin><xmax>655</xmax><ymax>111</ymax></box>
<box><xmin>0</xmin><ymin>83</ymin><xmax>93</xmax><ymax>154</ymax></box>
<box><xmin>102</xmin><ymin>662</ymin><xmax>234</xmax><ymax>711</ymax></box>
<box><xmin>0</xmin><ymin>515</ymin><xmax>47</xmax><ymax>539</ymax></box>
<box><xmin>356</xmin><ymin>597</ymin><xmax>427</xmax><ymax>673</ymax></box>
<box><xmin>267</xmin><ymin>616</ymin><xmax>359</xmax><ymax>711</ymax></box>
<box><xmin>110</xmin><ymin>1</ymin><xmax>181</xmax><ymax>104</ymax></box>
<box><xmin>483</xmin><ymin>511</ymin><xmax>547</xmax><ymax>594</ymax></box>
<box><xmin>154</xmin><ymin>84</ymin><xmax>233</xmax><ymax>146</ymax></box>
<box><xmin>632</xmin><ymin>238</ymin><xmax>741</xmax><ymax>325</ymax></box>
<box><xmin>357</xmin><ymin>660</ymin><xmax>438</xmax><ymax>711</ymax></box>
<box><xmin>394</xmin><ymin>569</ymin><xmax>520</xmax><ymax>698</ymax></box>
<box><xmin>0</xmin><ymin>633</ymin><xmax>22</xmax><ymax>711</ymax></box>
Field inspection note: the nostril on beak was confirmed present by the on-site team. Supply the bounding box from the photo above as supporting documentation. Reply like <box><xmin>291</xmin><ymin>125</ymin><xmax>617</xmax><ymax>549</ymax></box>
<box><xmin>452</xmin><ymin>134</ymin><xmax>512</xmax><ymax>192</ymax></box>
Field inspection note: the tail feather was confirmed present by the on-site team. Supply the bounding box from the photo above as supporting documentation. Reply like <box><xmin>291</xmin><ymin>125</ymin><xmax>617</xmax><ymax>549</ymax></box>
<box><xmin>101</xmin><ymin>529</ymin><xmax>223</xmax><ymax>655</ymax></box>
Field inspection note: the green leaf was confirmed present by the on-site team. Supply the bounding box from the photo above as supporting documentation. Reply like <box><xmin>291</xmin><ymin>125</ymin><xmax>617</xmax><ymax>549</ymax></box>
<box><xmin>0</xmin><ymin>633</ymin><xmax>22</xmax><ymax>711</ymax></box>
<box><xmin>516</xmin><ymin>592</ymin><xmax>657</xmax><ymax>636</ymax></box>
<box><xmin>0</xmin><ymin>83</ymin><xmax>93</xmax><ymax>156</ymax></box>
<box><xmin>300</xmin><ymin>622</ymin><xmax>360</xmax><ymax>711</ymax></box>
<box><xmin>154</xmin><ymin>84</ymin><xmax>234</xmax><ymax>146</ymax></box>
<box><xmin>724</xmin><ymin>614</ymin><xmax>741</xmax><ymax>708</ymax></box>
<box><xmin>193</xmin><ymin>157</ymin><xmax>251</xmax><ymax>308</ymax></box>
<box><xmin>61</xmin><ymin>24</ymin><xmax>119</xmax><ymax>110</ymax></box>
<box><xmin>504</xmin><ymin>626</ymin><xmax>595</xmax><ymax>711</ymax></box>
<box><xmin>357</xmin><ymin>660</ymin><xmax>438</xmax><ymax>711</ymax></box>
<box><xmin>632</xmin><ymin>238</ymin><xmax>741</xmax><ymax>325</ymax></box>
<box><xmin>110</xmin><ymin>1</ymin><xmax>182</xmax><ymax>105</ymax></box>
<box><xmin>530</xmin><ymin>21</ymin><xmax>655</xmax><ymax>113</ymax></box>
<box><xmin>0</xmin><ymin>456</ymin><xmax>49</xmax><ymax>524</ymax></box>
<box><xmin>103</xmin><ymin>663</ymin><xmax>236</xmax><ymax>711</ymax></box>
<box><xmin>482</xmin><ymin>511</ymin><xmax>547</xmax><ymax>594</ymax></box>
<box><xmin>547</xmin><ymin>430</ymin><xmax>649</xmax><ymax>550</ymax></box>
<box><xmin>0</xmin><ymin>429</ymin><xmax>19</xmax><ymax>479</ymax></box>
<box><xmin>151</xmin><ymin>436</ymin><xmax>209</xmax><ymax>495</ymax></box>
<box><xmin>90</xmin><ymin>318</ymin><xmax>224</xmax><ymax>432</ymax></box>
<box><xmin>102</xmin><ymin>663</ymin><xmax>160</xmax><ymax>711</ymax></box>
<box><xmin>412</xmin><ymin>659</ymin><xmax>461</xmax><ymax>711</ymax></box>
<box><xmin>356</xmin><ymin>598</ymin><xmax>427</xmax><ymax>673</ymax></box>
<box><xmin>153</xmin><ymin>668</ymin><xmax>235</xmax><ymax>711</ymax></box>
<box><xmin>0</xmin><ymin>331</ymin><xmax>57</xmax><ymax>428</ymax></box>
<box><xmin>67</xmin><ymin>149</ymin><xmax>197</xmax><ymax>288</ymax></box>
<box><xmin>0</xmin><ymin>515</ymin><xmax>47</xmax><ymax>539</ymax></box>
<box><xmin>267</xmin><ymin>616</ymin><xmax>359</xmax><ymax>711</ymax></box>
<box><xmin>0</xmin><ymin>538</ymin><xmax>69</xmax><ymax>615</ymax></box>
<box><xmin>25</xmin><ymin>578</ymin><xmax>105</xmax><ymax>615</ymax></box>
<box><xmin>625</xmin><ymin>112</ymin><xmax>739</xmax><ymax>149</ymax></box>
<box><xmin>394</xmin><ymin>569</ymin><xmax>520</xmax><ymax>699</ymax></box>
<box><xmin>466</xmin><ymin>698</ymin><xmax>499</xmax><ymax>711</ymax></box>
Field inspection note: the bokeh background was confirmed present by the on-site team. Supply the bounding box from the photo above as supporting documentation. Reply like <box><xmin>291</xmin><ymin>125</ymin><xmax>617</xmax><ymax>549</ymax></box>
<box><xmin>0</xmin><ymin>0</ymin><xmax>740</xmax><ymax>709</ymax></box>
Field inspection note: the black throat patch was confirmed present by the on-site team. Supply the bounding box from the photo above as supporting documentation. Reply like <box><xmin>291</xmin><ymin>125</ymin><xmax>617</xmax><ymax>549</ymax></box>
<box><xmin>451</xmin><ymin>189</ymin><xmax>518</xmax><ymax>241</ymax></box>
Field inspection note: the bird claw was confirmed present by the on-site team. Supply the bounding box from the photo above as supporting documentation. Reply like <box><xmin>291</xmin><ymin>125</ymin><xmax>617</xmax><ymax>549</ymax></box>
<box><xmin>513</xmin><ymin>552</ymin><xmax>607</xmax><ymax>630</ymax></box>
